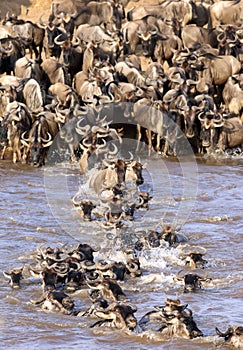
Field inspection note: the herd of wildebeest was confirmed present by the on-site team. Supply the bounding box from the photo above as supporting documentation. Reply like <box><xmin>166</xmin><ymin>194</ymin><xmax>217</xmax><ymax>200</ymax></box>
<box><xmin>1</xmin><ymin>0</ymin><xmax>243</xmax><ymax>347</ymax></box>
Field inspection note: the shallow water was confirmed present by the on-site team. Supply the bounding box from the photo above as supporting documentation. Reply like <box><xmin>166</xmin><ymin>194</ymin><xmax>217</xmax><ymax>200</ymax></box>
<box><xmin>0</xmin><ymin>153</ymin><xmax>243</xmax><ymax>350</ymax></box>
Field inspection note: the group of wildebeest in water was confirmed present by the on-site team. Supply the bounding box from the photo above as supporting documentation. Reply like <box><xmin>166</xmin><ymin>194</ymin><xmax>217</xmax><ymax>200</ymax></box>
<box><xmin>1</xmin><ymin>0</ymin><xmax>243</xmax><ymax>347</ymax></box>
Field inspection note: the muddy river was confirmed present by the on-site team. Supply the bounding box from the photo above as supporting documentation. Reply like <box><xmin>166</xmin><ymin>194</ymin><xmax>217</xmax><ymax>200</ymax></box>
<box><xmin>0</xmin><ymin>150</ymin><xmax>242</xmax><ymax>349</ymax></box>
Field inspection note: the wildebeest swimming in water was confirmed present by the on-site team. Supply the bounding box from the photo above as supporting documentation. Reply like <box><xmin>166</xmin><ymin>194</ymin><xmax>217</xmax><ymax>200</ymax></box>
<box><xmin>216</xmin><ymin>326</ymin><xmax>243</xmax><ymax>349</ymax></box>
<box><xmin>138</xmin><ymin>297</ymin><xmax>203</xmax><ymax>339</ymax></box>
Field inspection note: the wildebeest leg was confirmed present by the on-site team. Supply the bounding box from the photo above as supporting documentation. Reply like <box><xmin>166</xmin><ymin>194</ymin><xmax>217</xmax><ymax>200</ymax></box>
<box><xmin>136</xmin><ymin>124</ymin><xmax>142</xmax><ymax>153</ymax></box>
<box><xmin>145</xmin><ymin>129</ymin><xmax>152</xmax><ymax>156</ymax></box>
<box><xmin>12</xmin><ymin>139</ymin><xmax>22</xmax><ymax>163</ymax></box>
<box><xmin>69</xmin><ymin>144</ymin><xmax>76</xmax><ymax>162</ymax></box>
<box><xmin>1</xmin><ymin>145</ymin><xmax>7</xmax><ymax>160</ymax></box>
<box><xmin>22</xmin><ymin>145</ymin><xmax>30</xmax><ymax>164</ymax></box>
<box><xmin>155</xmin><ymin>133</ymin><xmax>161</xmax><ymax>152</ymax></box>
<box><xmin>163</xmin><ymin>140</ymin><xmax>169</xmax><ymax>156</ymax></box>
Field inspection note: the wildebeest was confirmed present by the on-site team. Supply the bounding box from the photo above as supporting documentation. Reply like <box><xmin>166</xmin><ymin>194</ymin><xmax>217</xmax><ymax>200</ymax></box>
<box><xmin>138</xmin><ymin>30</ymin><xmax>182</xmax><ymax>66</ymax></box>
<box><xmin>87</xmin><ymin>277</ymin><xmax>126</xmax><ymax>302</ymax></box>
<box><xmin>208</xmin><ymin>0</ymin><xmax>243</xmax><ymax>28</ymax></box>
<box><xmin>181</xmin><ymin>248</ymin><xmax>208</xmax><ymax>269</ymax></box>
<box><xmin>3</xmin><ymin>267</ymin><xmax>23</xmax><ymax>288</ymax></box>
<box><xmin>54</xmin><ymin>37</ymin><xmax>83</xmax><ymax>83</ymax></box>
<box><xmin>30</xmin><ymin>267</ymin><xmax>58</xmax><ymax>291</ymax></box>
<box><xmin>14</xmin><ymin>56</ymin><xmax>43</xmax><ymax>83</ymax></box>
<box><xmin>74</xmin><ymin>1</ymin><xmax>121</xmax><ymax>31</ymax></box>
<box><xmin>41</xmin><ymin>57</ymin><xmax>67</xmax><ymax>85</ymax></box>
<box><xmin>1</xmin><ymin>101</ymin><xmax>33</xmax><ymax>163</ymax></box>
<box><xmin>199</xmin><ymin>113</ymin><xmax>243</xmax><ymax>152</ymax></box>
<box><xmin>30</xmin><ymin>290</ymin><xmax>74</xmax><ymax>314</ymax></box>
<box><xmin>139</xmin><ymin>297</ymin><xmax>203</xmax><ymax>338</ymax></box>
<box><xmin>222</xmin><ymin>76</ymin><xmax>243</xmax><ymax>117</ymax></box>
<box><xmin>40</xmin><ymin>19</ymin><xmax>67</xmax><ymax>59</ymax></box>
<box><xmin>216</xmin><ymin>325</ymin><xmax>243</xmax><ymax>348</ymax></box>
<box><xmin>174</xmin><ymin>271</ymin><xmax>211</xmax><ymax>293</ymax></box>
<box><xmin>21</xmin><ymin>112</ymin><xmax>59</xmax><ymax>166</ymax></box>
<box><xmin>3</xmin><ymin>14</ymin><xmax>45</xmax><ymax>61</ymax></box>
<box><xmin>181</xmin><ymin>25</ymin><xmax>219</xmax><ymax>50</ymax></box>
<box><xmin>22</xmin><ymin>78</ymin><xmax>44</xmax><ymax>114</ymax></box>
<box><xmin>90</xmin><ymin>302</ymin><xmax>137</xmax><ymax>330</ymax></box>
<box><xmin>72</xmin><ymin>194</ymin><xmax>96</xmax><ymax>221</ymax></box>
<box><xmin>189</xmin><ymin>52</ymin><xmax>242</xmax><ymax>89</ymax></box>
<box><xmin>132</xmin><ymin>98</ymin><xmax>166</xmax><ymax>155</ymax></box>
<box><xmin>127</xmin><ymin>1</ymin><xmax>192</xmax><ymax>27</ymax></box>
<box><xmin>89</xmin><ymin>157</ymin><xmax>144</xmax><ymax>193</ymax></box>
<box><xmin>75</xmin><ymin>23</ymin><xmax>114</xmax><ymax>44</ymax></box>
<box><xmin>0</xmin><ymin>37</ymin><xmax>25</xmax><ymax>75</ymax></box>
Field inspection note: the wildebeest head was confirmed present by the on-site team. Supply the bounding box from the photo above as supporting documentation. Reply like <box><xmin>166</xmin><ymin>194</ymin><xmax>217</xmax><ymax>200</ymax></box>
<box><xmin>72</xmin><ymin>194</ymin><xmax>96</xmax><ymax>221</ymax></box>
<box><xmin>31</xmin><ymin>290</ymin><xmax>74</xmax><ymax>314</ymax></box>
<box><xmin>92</xmin><ymin>302</ymin><xmax>137</xmax><ymax>331</ymax></box>
<box><xmin>136</xmin><ymin>191</ymin><xmax>152</xmax><ymax>209</ymax></box>
<box><xmin>66</xmin><ymin>270</ymin><xmax>85</xmax><ymax>292</ymax></box>
<box><xmin>21</xmin><ymin>117</ymin><xmax>54</xmax><ymax>167</ymax></box>
<box><xmin>44</xmin><ymin>22</ymin><xmax>66</xmax><ymax>58</ymax></box>
<box><xmin>41</xmin><ymin>267</ymin><xmax>58</xmax><ymax>291</ymax></box>
<box><xmin>162</xmin><ymin>298</ymin><xmax>189</xmax><ymax>317</ymax></box>
<box><xmin>55</xmin><ymin>37</ymin><xmax>81</xmax><ymax>67</ymax></box>
<box><xmin>126</xmin><ymin>258</ymin><xmax>142</xmax><ymax>278</ymax></box>
<box><xmin>198</xmin><ymin>110</ymin><xmax>224</xmax><ymax>148</ymax></box>
<box><xmin>3</xmin><ymin>268</ymin><xmax>23</xmax><ymax>288</ymax></box>
<box><xmin>216</xmin><ymin>326</ymin><xmax>243</xmax><ymax>347</ymax></box>
<box><xmin>111</xmin><ymin>261</ymin><xmax>126</xmax><ymax>281</ymax></box>
<box><xmin>76</xmin><ymin>243</ymin><xmax>98</xmax><ymax>262</ymax></box>
<box><xmin>88</xmin><ymin>278</ymin><xmax>126</xmax><ymax>302</ymax></box>
<box><xmin>137</xmin><ymin>31</ymin><xmax>157</xmax><ymax>57</ymax></box>
<box><xmin>145</xmin><ymin>230</ymin><xmax>161</xmax><ymax>248</ymax></box>
<box><xmin>161</xmin><ymin>225</ymin><xmax>186</xmax><ymax>246</ymax></box>
<box><xmin>125</xmin><ymin>160</ymin><xmax>144</xmax><ymax>186</ymax></box>
<box><xmin>183</xmin><ymin>274</ymin><xmax>202</xmax><ymax>293</ymax></box>
<box><xmin>183</xmin><ymin>248</ymin><xmax>207</xmax><ymax>269</ymax></box>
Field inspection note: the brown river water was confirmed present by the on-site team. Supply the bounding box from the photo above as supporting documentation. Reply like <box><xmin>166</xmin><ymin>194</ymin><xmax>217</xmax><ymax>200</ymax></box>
<box><xmin>0</xmin><ymin>150</ymin><xmax>242</xmax><ymax>349</ymax></box>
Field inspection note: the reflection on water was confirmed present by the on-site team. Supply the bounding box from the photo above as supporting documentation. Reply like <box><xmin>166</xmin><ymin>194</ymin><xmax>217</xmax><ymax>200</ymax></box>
<box><xmin>0</xmin><ymin>156</ymin><xmax>243</xmax><ymax>349</ymax></box>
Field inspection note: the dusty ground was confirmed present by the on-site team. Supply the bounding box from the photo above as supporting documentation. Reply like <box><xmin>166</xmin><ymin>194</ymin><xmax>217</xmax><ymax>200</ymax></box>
<box><xmin>2</xmin><ymin>0</ymin><xmax>159</xmax><ymax>22</ymax></box>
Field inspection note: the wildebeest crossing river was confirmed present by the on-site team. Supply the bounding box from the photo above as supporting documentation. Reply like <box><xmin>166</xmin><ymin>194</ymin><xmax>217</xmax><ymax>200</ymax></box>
<box><xmin>0</xmin><ymin>154</ymin><xmax>242</xmax><ymax>349</ymax></box>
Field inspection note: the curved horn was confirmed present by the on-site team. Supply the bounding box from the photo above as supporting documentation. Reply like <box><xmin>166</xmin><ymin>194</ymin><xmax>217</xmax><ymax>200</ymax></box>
<box><xmin>41</xmin><ymin>132</ymin><xmax>52</xmax><ymax>144</ymax></box>
<box><xmin>183</xmin><ymin>308</ymin><xmax>193</xmax><ymax>317</ymax></box>
<box><xmin>91</xmin><ymin>125</ymin><xmax>108</xmax><ymax>134</ymax></box>
<box><xmin>198</xmin><ymin>111</ymin><xmax>207</xmax><ymax>122</ymax></box>
<box><xmin>213</xmin><ymin>113</ymin><xmax>224</xmax><ymax>127</ymax></box>
<box><xmin>72</xmin><ymin>193</ymin><xmax>82</xmax><ymax>206</ymax></box>
<box><xmin>75</xmin><ymin>117</ymin><xmax>90</xmax><ymax>133</ymax></box>
<box><xmin>217</xmin><ymin>32</ymin><xmax>226</xmax><ymax>43</ymax></box>
<box><xmin>108</xmin><ymin>143</ymin><xmax>118</xmax><ymax>156</ymax></box>
<box><xmin>125</xmin><ymin>151</ymin><xmax>134</xmax><ymax>162</ymax></box>
<box><xmin>81</xmin><ymin>137</ymin><xmax>93</xmax><ymax>148</ymax></box>
<box><xmin>54</xmin><ymin>33</ymin><xmax>66</xmax><ymax>46</ymax></box>
<box><xmin>72</xmin><ymin>36</ymin><xmax>81</xmax><ymax>47</ymax></box>
<box><xmin>38</xmin><ymin>14</ymin><xmax>48</xmax><ymax>28</ymax></box>
<box><xmin>182</xmin><ymin>246</ymin><xmax>207</xmax><ymax>256</ymax></box>
<box><xmin>215</xmin><ymin>327</ymin><xmax>229</xmax><ymax>337</ymax></box>
<box><xmin>51</xmin><ymin>262</ymin><xmax>69</xmax><ymax>275</ymax></box>
<box><xmin>21</xmin><ymin>131</ymin><xmax>33</xmax><ymax>144</ymax></box>
<box><xmin>126</xmin><ymin>261</ymin><xmax>138</xmax><ymax>272</ymax></box>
